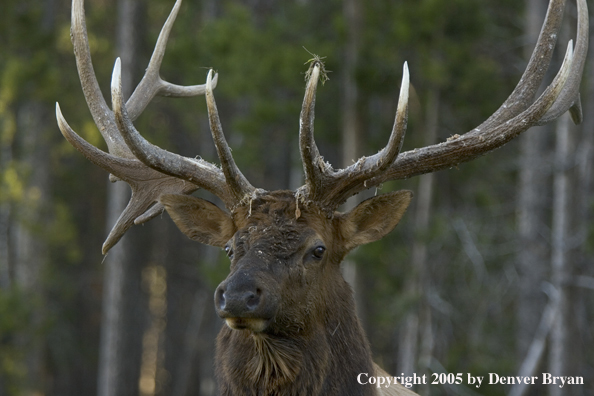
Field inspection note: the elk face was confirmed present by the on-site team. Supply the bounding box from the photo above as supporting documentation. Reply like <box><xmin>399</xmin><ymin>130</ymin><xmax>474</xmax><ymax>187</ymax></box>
<box><xmin>216</xmin><ymin>211</ymin><xmax>327</xmax><ymax>334</ymax></box>
<box><xmin>160</xmin><ymin>189</ymin><xmax>412</xmax><ymax>336</ymax></box>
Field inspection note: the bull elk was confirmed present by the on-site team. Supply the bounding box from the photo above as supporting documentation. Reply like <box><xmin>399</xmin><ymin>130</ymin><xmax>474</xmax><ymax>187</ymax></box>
<box><xmin>56</xmin><ymin>0</ymin><xmax>588</xmax><ymax>394</ymax></box>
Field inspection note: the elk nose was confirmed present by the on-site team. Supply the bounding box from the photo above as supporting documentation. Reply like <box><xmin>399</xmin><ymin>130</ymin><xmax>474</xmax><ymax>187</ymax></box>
<box><xmin>215</xmin><ymin>285</ymin><xmax>262</xmax><ymax>317</ymax></box>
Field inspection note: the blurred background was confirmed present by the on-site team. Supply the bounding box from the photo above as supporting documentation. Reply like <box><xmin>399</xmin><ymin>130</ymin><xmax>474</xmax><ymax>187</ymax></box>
<box><xmin>0</xmin><ymin>0</ymin><xmax>593</xmax><ymax>395</ymax></box>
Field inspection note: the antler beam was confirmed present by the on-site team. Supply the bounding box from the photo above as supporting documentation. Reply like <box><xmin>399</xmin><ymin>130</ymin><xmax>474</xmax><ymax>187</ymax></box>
<box><xmin>57</xmin><ymin>0</ymin><xmax>220</xmax><ymax>253</ymax></box>
<box><xmin>110</xmin><ymin>60</ymin><xmax>256</xmax><ymax>209</ymax></box>
<box><xmin>58</xmin><ymin>0</ymin><xmax>588</xmax><ymax>252</ymax></box>
<box><xmin>296</xmin><ymin>0</ymin><xmax>588</xmax><ymax>211</ymax></box>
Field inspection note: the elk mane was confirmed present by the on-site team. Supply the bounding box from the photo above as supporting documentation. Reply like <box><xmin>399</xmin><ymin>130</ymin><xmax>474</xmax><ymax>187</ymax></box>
<box><xmin>249</xmin><ymin>334</ymin><xmax>302</xmax><ymax>387</ymax></box>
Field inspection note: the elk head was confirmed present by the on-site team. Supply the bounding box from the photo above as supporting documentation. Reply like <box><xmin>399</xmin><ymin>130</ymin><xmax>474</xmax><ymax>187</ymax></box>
<box><xmin>160</xmin><ymin>189</ymin><xmax>411</xmax><ymax>335</ymax></box>
<box><xmin>56</xmin><ymin>0</ymin><xmax>588</xmax><ymax>393</ymax></box>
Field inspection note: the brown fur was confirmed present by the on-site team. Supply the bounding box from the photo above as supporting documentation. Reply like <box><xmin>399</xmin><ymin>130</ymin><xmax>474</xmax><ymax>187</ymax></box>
<box><xmin>161</xmin><ymin>190</ymin><xmax>415</xmax><ymax>396</ymax></box>
<box><xmin>249</xmin><ymin>334</ymin><xmax>302</xmax><ymax>384</ymax></box>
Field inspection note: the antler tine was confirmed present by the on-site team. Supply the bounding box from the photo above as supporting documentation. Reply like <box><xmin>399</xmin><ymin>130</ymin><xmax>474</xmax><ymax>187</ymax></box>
<box><xmin>474</xmin><ymin>0</ymin><xmax>568</xmax><ymax>133</ymax></box>
<box><xmin>57</xmin><ymin>102</ymin><xmax>198</xmax><ymax>253</ymax></box>
<box><xmin>474</xmin><ymin>0</ymin><xmax>586</xmax><ymax>130</ymax></box>
<box><xmin>71</xmin><ymin>0</ymin><xmax>132</xmax><ymax>158</ymax></box>
<box><xmin>111</xmin><ymin>59</ymin><xmax>238</xmax><ymax>209</ymax></box>
<box><xmin>328</xmin><ymin>63</ymin><xmax>410</xmax><ymax>207</ymax></box>
<box><xmin>371</xmin><ymin>0</ymin><xmax>587</xmax><ymax>184</ymax></box>
<box><xmin>538</xmin><ymin>0</ymin><xmax>588</xmax><ymax>125</ymax></box>
<box><xmin>125</xmin><ymin>0</ymin><xmax>219</xmax><ymax>120</ymax></box>
<box><xmin>205</xmin><ymin>70</ymin><xmax>258</xmax><ymax>203</ymax></box>
<box><xmin>62</xmin><ymin>0</ymin><xmax>227</xmax><ymax>253</ymax></box>
<box><xmin>57</xmin><ymin>102</ymin><xmax>136</xmax><ymax>176</ymax></box>
<box><xmin>298</xmin><ymin>62</ymin><xmax>331</xmax><ymax>202</ymax></box>
<box><xmin>298</xmin><ymin>0</ymin><xmax>586</xmax><ymax>211</ymax></box>
<box><xmin>72</xmin><ymin>0</ymin><xmax>216</xmax><ymax>140</ymax></box>
<box><xmin>373</xmin><ymin>34</ymin><xmax>577</xmax><ymax>184</ymax></box>
<box><xmin>372</xmin><ymin>62</ymin><xmax>410</xmax><ymax>170</ymax></box>
<box><xmin>297</xmin><ymin>61</ymin><xmax>410</xmax><ymax>209</ymax></box>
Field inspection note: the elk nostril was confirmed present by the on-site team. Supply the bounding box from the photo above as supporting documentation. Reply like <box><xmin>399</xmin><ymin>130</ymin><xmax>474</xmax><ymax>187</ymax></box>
<box><xmin>215</xmin><ymin>288</ymin><xmax>226</xmax><ymax>311</ymax></box>
<box><xmin>245</xmin><ymin>289</ymin><xmax>261</xmax><ymax>310</ymax></box>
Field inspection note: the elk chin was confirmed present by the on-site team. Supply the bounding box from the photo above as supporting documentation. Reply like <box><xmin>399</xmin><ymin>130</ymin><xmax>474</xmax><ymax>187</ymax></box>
<box><xmin>225</xmin><ymin>317</ymin><xmax>271</xmax><ymax>333</ymax></box>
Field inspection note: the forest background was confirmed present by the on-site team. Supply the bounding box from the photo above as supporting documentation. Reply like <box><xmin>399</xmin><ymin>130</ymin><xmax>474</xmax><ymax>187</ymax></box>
<box><xmin>0</xmin><ymin>0</ymin><xmax>593</xmax><ymax>395</ymax></box>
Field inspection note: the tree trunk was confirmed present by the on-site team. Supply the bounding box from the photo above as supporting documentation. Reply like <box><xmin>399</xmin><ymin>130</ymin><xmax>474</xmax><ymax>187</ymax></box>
<box><xmin>0</xmin><ymin>1</ymin><xmax>55</xmax><ymax>392</ymax></box>
<box><xmin>516</xmin><ymin>0</ymin><xmax>548</xmax><ymax>359</ymax></box>
<box><xmin>510</xmin><ymin>291</ymin><xmax>559</xmax><ymax>396</ymax></box>
<box><xmin>570</xmin><ymin>19</ymin><xmax>594</xmax><ymax>395</ymax></box>
<box><xmin>397</xmin><ymin>90</ymin><xmax>438</xmax><ymax>393</ymax></box>
<box><xmin>548</xmin><ymin>112</ymin><xmax>574</xmax><ymax>396</ymax></box>
<box><xmin>548</xmin><ymin>7</ymin><xmax>579</xmax><ymax>393</ymax></box>
<box><xmin>0</xmin><ymin>110</ymin><xmax>14</xmax><ymax>289</ymax></box>
<box><xmin>341</xmin><ymin>0</ymin><xmax>365</xmax><ymax>323</ymax></box>
<box><xmin>97</xmin><ymin>0</ymin><xmax>145</xmax><ymax>395</ymax></box>
<box><xmin>13</xmin><ymin>101</ymin><xmax>51</xmax><ymax>394</ymax></box>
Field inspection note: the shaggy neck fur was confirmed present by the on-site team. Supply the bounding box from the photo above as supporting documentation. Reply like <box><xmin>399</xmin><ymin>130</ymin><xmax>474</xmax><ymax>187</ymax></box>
<box><xmin>248</xmin><ymin>334</ymin><xmax>302</xmax><ymax>385</ymax></box>
<box><xmin>215</xmin><ymin>279</ymin><xmax>376</xmax><ymax>396</ymax></box>
<box><xmin>215</xmin><ymin>191</ymin><xmax>377</xmax><ymax>395</ymax></box>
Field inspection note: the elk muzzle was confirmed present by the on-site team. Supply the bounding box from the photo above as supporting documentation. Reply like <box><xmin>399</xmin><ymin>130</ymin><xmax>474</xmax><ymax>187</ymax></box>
<box><xmin>215</xmin><ymin>270</ymin><xmax>277</xmax><ymax>332</ymax></box>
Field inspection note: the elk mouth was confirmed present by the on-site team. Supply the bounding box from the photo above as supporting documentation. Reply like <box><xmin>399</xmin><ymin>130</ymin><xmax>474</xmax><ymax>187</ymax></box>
<box><xmin>225</xmin><ymin>317</ymin><xmax>272</xmax><ymax>332</ymax></box>
<box><xmin>215</xmin><ymin>269</ymin><xmax>279</xmax><ymax>333</ymax></box>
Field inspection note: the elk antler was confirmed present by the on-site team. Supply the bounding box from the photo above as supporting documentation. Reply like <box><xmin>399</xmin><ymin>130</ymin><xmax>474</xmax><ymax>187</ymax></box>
<box><xmin>56</xmin><ymin>0</ymin><xmax>222</xmax><ymax>253</ymax></box>
<box><xmin>296</xmin><ymin>0</ymin><xmax>588</xmax><ymax>211</ymax></box>
<box><xmin>59</xmin><ymin>0</ymin><xmax>587</xmax><ymax>253</ymax></box>
<box><xmin>110</xmin><ymin>62</ymin><xmax>257</xmax><ymax>207</ymax></box>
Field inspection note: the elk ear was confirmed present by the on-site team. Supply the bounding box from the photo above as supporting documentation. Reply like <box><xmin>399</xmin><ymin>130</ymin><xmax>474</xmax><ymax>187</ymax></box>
<box><xmin>342</xmin><ymin>190</ymin><xmax>412</xmax><ymax>250</ymax></box>
<box><xmin>160</xmin><ymin>194</ymin><xmax>236</xmax><ymax>248</ymax></box>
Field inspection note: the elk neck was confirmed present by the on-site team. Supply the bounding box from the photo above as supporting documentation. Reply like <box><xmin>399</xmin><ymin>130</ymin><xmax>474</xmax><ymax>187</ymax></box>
<box><xmin>215</xmin><ymin>190</ymin><xmax>376</xmax><ymax>395</ymax></box>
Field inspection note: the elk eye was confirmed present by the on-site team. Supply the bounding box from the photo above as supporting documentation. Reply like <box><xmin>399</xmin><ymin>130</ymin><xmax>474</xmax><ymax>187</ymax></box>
<box><xmin>224</xmin><ymin>245</ymin><xmax>234</xmax><ymax>259</ymax></box>
<box><xmin>312</xmin><ymin>246</ymin><xmax>326</xmax><ymax>259</ymax></box>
